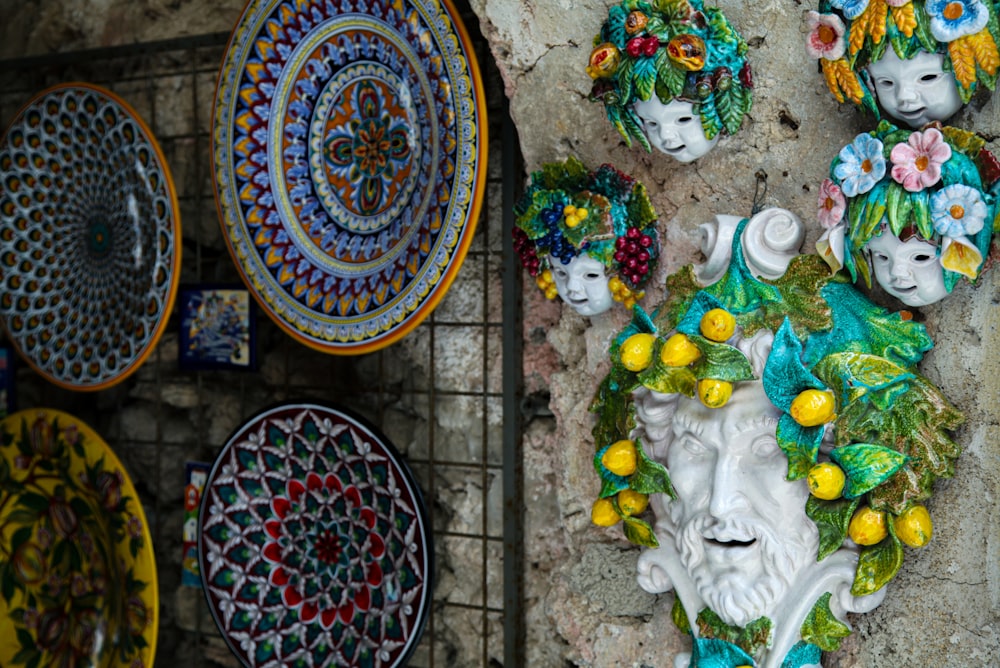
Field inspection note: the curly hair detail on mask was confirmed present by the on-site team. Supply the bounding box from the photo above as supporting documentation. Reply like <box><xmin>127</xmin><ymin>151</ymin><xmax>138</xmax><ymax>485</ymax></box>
<box><xmin>587</xmin><ymin>0</ymin><xmax>753</xmax><ymax>152</ymax></box>
<box><xmin>816</xmin><ymin>121</ymin><xmax>998</xmax><ymax>296</ymax></box>
<box><xmin>512</xmin><ymin>156</ymin><xmax>660</xmax><ymax>314</ymax></box>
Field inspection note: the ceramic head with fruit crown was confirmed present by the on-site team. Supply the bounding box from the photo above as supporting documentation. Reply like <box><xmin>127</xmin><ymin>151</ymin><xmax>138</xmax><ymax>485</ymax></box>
<box><xmin>587</xmin><ymin>0</ymin><xmax>753</xmax><ymax>162</ymax></box>
<box><xmin>513</xmin><ymin>156</ymin><xmax>660</xmax><ymax>317</ymax></box>
<box><xmin>806</xmin><ymin>0</ymin><xmax>1000</xmax><ymax>128</ymax></box>
<box><xmin>815</xmin><ymin>121</ymin><xmax>998</xmax><ymax>307</ymax></box>
<box><xmin>589</xmin><ymin>219</ymin><xmax>962</xmax><ymax>667</ymax></box>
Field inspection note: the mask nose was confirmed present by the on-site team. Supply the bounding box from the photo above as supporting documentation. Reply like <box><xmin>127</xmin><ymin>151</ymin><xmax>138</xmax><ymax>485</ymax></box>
<box><xmin>659</xmin><ymin>124</ymin><xmax>679</xmax><ymax>142</ymax></box>
<box><xmin>896</xmin><ymin>81</ymin><xmax>918</xmax><ymax>104</ymax></box>
<box><xmin>708</xmin><ymin>450</ymin><xmax>752</xmax><ymax>520</ymax></box>
<box><xmin>890</xmin><ymin>258</ymin><xmax>912</xmax><ymax>279</ymax></box>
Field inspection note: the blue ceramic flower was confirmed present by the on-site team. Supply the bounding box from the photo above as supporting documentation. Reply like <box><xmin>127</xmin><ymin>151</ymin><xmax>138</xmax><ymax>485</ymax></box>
<box><xmin>833</xmin><ymin>134</ymin><xmax>886</xmax><ymax>198</ymax></box>
<box><xmin>930</xmin><ymin>183</ymin><xmax>987</xmax><ymax>237</ymax></box>
<box><xmin>926</xmin><ymin>0</ymin><xmax>989</xmax><ymax>41</ymax></box>
<box><xmin>828</xmin><ymin>0</ymin><xmax>870</xmax><ymax>19</ymax></box>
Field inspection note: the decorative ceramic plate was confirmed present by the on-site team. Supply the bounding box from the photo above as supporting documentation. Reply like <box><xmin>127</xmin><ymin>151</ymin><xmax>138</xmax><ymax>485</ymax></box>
<box><xmin>0</xmin><ymin>408</ymin><xmax>159</xmax><ymax>667</ymax></box>
<box><xmin>199</xmin><ymin>402</ymin><xmax>433</xmax><ymax>667</ymax></box>
<box><xmin>0</xmin><ymin>83</ymin><xmax>182</xmax><ymax>391</ymax></box>
<box><xmin>213</xmin><ymin>0</ymin><xmax>487</xmax><ymax>354</ymax></box>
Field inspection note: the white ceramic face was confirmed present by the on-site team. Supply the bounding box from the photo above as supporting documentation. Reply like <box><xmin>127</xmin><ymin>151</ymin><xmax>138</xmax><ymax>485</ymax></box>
<box><xmin>633</xmin><ymin>97</ymin><xmax>719</xmax><ymax>163</ymax></box>
<box><xmin>666</xmin><ymin>381</ymin><xmax>817</xmax><ymax>627</ymax></box>
<box><xmin>548</xmin><ymin>253</ymin><xmax>614</xmax><ymax>317</ymax></box>
<box><xmin>866</xmin><ymin>48</ymin><xmax>963</xmax><ymax>129</ymax></box>
<box><xmin>866</xmin><ymin>230</ymin><xmax>948</xmax><ymax>306</ymax></box>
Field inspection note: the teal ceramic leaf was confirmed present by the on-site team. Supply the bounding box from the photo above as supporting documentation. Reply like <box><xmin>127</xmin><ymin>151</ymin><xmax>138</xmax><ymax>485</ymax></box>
<box><xmin>830</xmin><ymin>443</ymin><xmax>907</xmax><ymax>498</ymax></box>
<box><xmin>634</xmin><ymin>57</ymin><xmax>658</xmax><ymax>101</ymax></box>
<box><xmin>691</xmin><ymin>638</ymin><xmax>756</xmax><ymax>668</ymax></box>
<box><xmin>776</xmin><ymin>413</ymin><xmax>823</xmax><ymax>480</ymax></box>
<box><xmin>763</xmin><ymin>318</ymin><xmax>825</xmax><ymax>412</ymax></box>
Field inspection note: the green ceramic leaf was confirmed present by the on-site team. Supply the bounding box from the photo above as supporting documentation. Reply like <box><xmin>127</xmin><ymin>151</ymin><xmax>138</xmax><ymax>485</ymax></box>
<box><xmin>814</xmin><ymin>352</ymin><xmax>914</xmax><ymax>412</ymax></box>
<box><xmin>885</xmin><ymin>182</ymin><xmax>912</xmax><ymax>236</ymax></box>
<box><xmin>806</xmin><ymin>495</ymin><xmax>860</xmax><ymax>561</ymax></box>
<box><xmin>626</xmin><ymin>182</ymin><xmax>658</xmax><ymax>227</ymax></box>
<box><xmin>634</xmin><ymin>57</ymin><xmax>658</xmax><ymax>102</ymax></box>
<box><xmin>590</xmin><ymin>366</ymin><xmax>640</xmax><ymax>451</ymax></box>
<box><xmin>800</xmin><ymin>592</ymin><xmax>852</xmax><ymax>651</ymax></box>
<box><xmin>623</xmin><ymin>514</ymin><xmax>659</xmax><ymax>547</ymax></box>
<box><xmin>671</xmin><ymin>597</ymin><xmax>692</xmax><ymax>634</ymax></box>
<box><xmin>776</xmin><ymin>414</ymin><xmax>823</xmax><ymax>480</ymax></box>
<box><xmin>689</xmin><ymin>335</ymin><xmax>755</xmax><ymax>382</ymax></box>
<box><xmin>912</xmin><ymin>0</ymin><xmax>938</xmax><ymax>53</ymax></box>
<box><xmin>631</xmin><ymin>437</ymin><xmax>676</xmax><ymax>498</ymax></box>
<box><xmin>656</xmin><ymin>51</ymin><xmax>686</xmax><ymax>99</ymax></box>
<box><xmin>759</xmin><ymin>254</ymin><xmax>834</xmax><ymax>337</ymax></box>
<box><xmin>698</xmin><ymin>96</ymin><xmax>722</xmax><ymax>141</ymax></box>
<box><xmin>638</xmin><ymin>362</ymin><xmax>697</xmax><ymax>395</ymax></box>
<box><xmin>653</xmin><ymin>265</ymin><xmax>701</xmax><ymax>332</ymax></box>
<box><xmin>715</xmin><ymin>84</ymin><xmax>746</xmax><ymax>137</ymax></box>
<box><xmin>617</xmin><ymin>58</ymin><xmax>636</xmax><ymax>104</ymax></box>
<box><xmin>851</xmin><ymin>532</ymin><xmax>904</xmax><ymax>596</ymax></box>
<box><xmin>830</xmin><ymin>443</ymin><xmax>907</xmax><ymax>498</ymax></box>
<box><xmin>696</xmin><ymin>607</ymin><xmax>773</xmax><ymax>657</ymax></box>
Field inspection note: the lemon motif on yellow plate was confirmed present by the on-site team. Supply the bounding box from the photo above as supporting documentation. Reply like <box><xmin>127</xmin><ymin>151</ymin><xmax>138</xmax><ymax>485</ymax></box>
<box><xmin>591</xmin><ymin>497</ymin><xmax>622</xmax><ymax>526</ymax></box>
<box><xmin>698</xmin><ymin>378</ymin><xmax>733</xmax><ymax>408</ymax></box>
<box><xmin>894</xmin><ymin>504</ymin><xmax>933</xmax><ymax>548</ymax></box>
<box><xmin>659</xmin><ymin>333</ymin><xmax>702</xmax><ymax>367</ymax></box>
<box><xmin>602</xmin><ymin>439</ymin><xmax>638</xmax><ymax>476</ymax></box>
<box><xmin>790</xmin><ymin>389</ymin><xmax>836</xmax><ymax>427</ymax></box>
<box><xmin>699</xmin><ymin>308</ymin><xmax>736</xmax><ymax>342</ymax></box>
<box><xmin>618</xmin><ymin>489</ymin><xmax>649</xmax><ymax>515</ymax></box>
<box><xmin>807</xmin><ymin>462</ymin><xmax>846</xmax><ymax>500</ymax></box>
<box><xmin>849</xmin><ymin>506</ymin><xmax>887</xmax><ymax>545</ymax></box>
<box><xmin>620</xmin><ymin>333</ymin><xmax>657</xmax><ymax>371</ymax></box>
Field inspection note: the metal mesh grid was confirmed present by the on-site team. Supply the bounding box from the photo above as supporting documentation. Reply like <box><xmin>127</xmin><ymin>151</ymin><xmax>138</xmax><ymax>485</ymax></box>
<box><xmin>0</xmin><ymin>3</ymin><xmax>521</xmax><ymax>665</ymax></box>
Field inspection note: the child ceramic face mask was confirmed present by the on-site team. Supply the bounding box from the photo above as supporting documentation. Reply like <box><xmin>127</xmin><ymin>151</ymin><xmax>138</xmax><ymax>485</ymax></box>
<box><xmin>807</xmin><ymin>0</ymin><xmax>1000</xmax><ymax>123</ymax></box>
<box><xmin>588</xmin><ymin>0</ymin><xmax>752</xmax><ymax>161</ymax></box>
<box><xmin>633</xmin><ymin>98</ymin><xmax>719</xmax><ymax>163</ymax></box>
<box><xmin>865</xmin><ymin>48</ymin><xmax>963</xmax><ymax>128</ymax></box>
<box><xmin>513</xmin><ymin>157</ymin><xmax>660</xmax><ymax>317</ymax></box>
<box><xmin>815</xmin><ymin>122</ymin><xmax>997</xmax><ymax>307</ymax></box>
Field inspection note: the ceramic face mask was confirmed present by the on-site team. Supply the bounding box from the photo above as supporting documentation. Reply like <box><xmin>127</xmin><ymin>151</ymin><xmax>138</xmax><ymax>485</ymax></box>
<box><xmin>592</xmin><ymin>227</ymin><xmax>961</xmax><ymax>666</ymax></box>
<box><xmin>866</xmin><ymin>48</ymin><xmax>963</xmax><ymax>128</ymax></box>
<box><xmin>866</xmin><ymin>230</ymin><xmax>949</xmax><ymax>307</ymax></box>
<box><xmin>548</xmin><ymin>253</ymin><xmax>615</xmax><ymax>317</ymax></box>
<box><xmin>807</xmin><ymin>0</ymin><xmax>1000</xmax><ymax>121</ymax></box>
<box><xmin>633</xmin><ymin>98</ymin><xmax>719</xmax><ymax>164</ymax></box>
<box><xmin>588</xmin><ymin>0</ymin><xmax>752</xmax><ymax>159</ymax></box>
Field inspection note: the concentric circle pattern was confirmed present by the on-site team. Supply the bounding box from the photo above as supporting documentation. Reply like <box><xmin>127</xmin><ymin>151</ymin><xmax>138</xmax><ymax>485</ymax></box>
<box><xmin>199</xmin><ymin>403</ymin><xmax>432</xmax><ymax>668</ymax></box>
<box><xmin>214</xmin><ymin>0</ymin><xmax>486</xmax><ymax>354</ymax></box>
<box><xmin>0</xmin><ymin>83</ymin><xmax>181</xmax><ymax>390</ymax></box>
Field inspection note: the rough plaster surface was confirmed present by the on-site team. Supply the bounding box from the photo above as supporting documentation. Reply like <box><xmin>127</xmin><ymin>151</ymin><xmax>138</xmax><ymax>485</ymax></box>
<box><xmin>1</xmin><ymin>0</ymin><xmax>999</xmax><ymax>666</ymax></box>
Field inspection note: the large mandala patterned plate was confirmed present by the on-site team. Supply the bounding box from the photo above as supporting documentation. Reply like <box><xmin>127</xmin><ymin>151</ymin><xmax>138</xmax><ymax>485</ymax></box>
<box><xmin>0</xmin><ymin>83</ymin><xmax>182</xmax><ymax>391</ymax></box>
<box><xmin>214</xmin><ymin>0</ymin><xmax>487</xmax><ymax>354</ymax></box>
<box><xmin>0</xmin><ymin>408</ymin><xmax>158</xmax><ymax>667</ymax></box>
<box><xmin>199</xmin><ymin>402</ymin><xmax>433</xmax><ymax>667</ymax></box>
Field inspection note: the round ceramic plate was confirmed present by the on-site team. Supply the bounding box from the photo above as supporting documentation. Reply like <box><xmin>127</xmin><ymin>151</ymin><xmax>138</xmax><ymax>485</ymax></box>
<box><xmin>0</xmin><ymin>408</ymin><xmax>158</xmax><ymax>667</ymax></box>
<box><xmin>199</xmin><ymin>402</ymin><xmax>433</xmax><ymax>667</ymax></box>
<box><xmin>0</xmin><ymin>83</ymin><xmax>181</xmax><ymax>391</ymax></box>
<box><xmin>213</xmin><ymin>0</ymin><xmax>487</xmax><ymax>354</ymax></box>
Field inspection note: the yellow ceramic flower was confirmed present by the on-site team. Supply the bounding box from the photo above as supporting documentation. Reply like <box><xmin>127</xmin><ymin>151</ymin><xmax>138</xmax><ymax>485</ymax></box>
<box><xmin>699</xmin><ymin>308</ymin><xmax>736</xmax><ymax>342</ymax></box>
<box><xmin>790</xmin><ymin>389</ymin><xmax>836</xmax><ymax>427</ymax></box>
<box><xmin>602</xmin><ymin>439</ymin><xmax>639</xmax><ymax>476</ymax></box>
<box><xmin>849</xmin><ymin>506</ymin><xmax>888</xmax><ymax>546</ymax></box>
<box><xmin>894</xmin><ymin>504</ymin><xmax>933</xmax><ymax>548</ymax></box>
<box><xmin>659</xmin><ymin>333</ymin><xmax>702</xmax><ymax>367</ymax></box>
<box><xmin>620</xmin><ymin>333</ymin><xmax>657</xmax><ymax>371</ymax></box>
<box><xmin>807</xmin><ymin>462</ymin><xmax>846</xmax><ymax>500</ymax></box>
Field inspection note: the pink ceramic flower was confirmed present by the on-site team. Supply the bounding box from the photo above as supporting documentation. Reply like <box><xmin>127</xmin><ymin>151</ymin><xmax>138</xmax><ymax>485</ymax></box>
<box><xmin>890</xmin><ymin>128</ymin><xmax>952</xmax><ymax>192</ymax></box>
<box><xmin>817</xmin><ymin>178</ymin><xmax>847</xmax><ymax>229</ymax></box>
<box><xmin>883</xmin><ymin>0</ymin><xmax>910</xmax><ymax>5</ymax></box>
<box><xmin>805</xmin><ymin>12</ymin><xmax>847</xmax><ymax>61</ymax></box>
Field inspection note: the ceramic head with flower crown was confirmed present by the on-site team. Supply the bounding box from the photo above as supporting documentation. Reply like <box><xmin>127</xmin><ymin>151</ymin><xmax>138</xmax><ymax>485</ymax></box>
<box><xmin>513</xmin><ymin>157</ymin><xmax>660</xmax><ymax>317</ymax></box>
<box><xmin>589</xmin><ymin>223</ymin><xmax>962</xmax><ymax>667</ymax></box>
<box><xmin>815</xmin><ymin>121</ymin><xmax>998</xmax><ymax>306</ymax></box>
<box><xmin>587</xmin><ymin>0</ymin><xmax>753</xmax><ymax>162</ymax></box>
<box><xmin>806</xmin><ymin>0</ymin><xmax>1000</xmax><ymax>128</ymax></box>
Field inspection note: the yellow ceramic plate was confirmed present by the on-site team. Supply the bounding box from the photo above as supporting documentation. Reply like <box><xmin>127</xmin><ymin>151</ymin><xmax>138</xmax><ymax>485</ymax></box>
<box><xmin>0</xmin><ymin>408</ymin><xmax>158</xmax><ymax>667</ymax></box>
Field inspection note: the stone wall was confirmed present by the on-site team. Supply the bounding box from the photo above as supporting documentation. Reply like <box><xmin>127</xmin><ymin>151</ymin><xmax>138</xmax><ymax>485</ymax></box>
<box><xmin>1</xmin><ymin>0</ymin><xmax>999</xmax><ymax>666</ymax></box>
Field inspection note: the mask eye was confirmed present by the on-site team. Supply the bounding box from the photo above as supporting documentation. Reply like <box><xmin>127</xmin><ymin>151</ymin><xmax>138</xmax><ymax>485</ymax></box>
<box><xmin>872</xmin><ymin>251</ymin><xmax>890</xmax><ymax>263</ymax></box>
<box><xmin>912</xmin><ymin>253</ymin><xmax>934</xmax><ymax>263</ymax></box>
<box><xmin>750</xmin><ymin>434</ymin><xmax>779</xmax><ymax>458</ymax></box>
<box><xmin>680</xmin><ymin>434</ymin><xmax>708</xmax><ymax>456</ymax></box>
<box><xmin>919</xmin><ymin>73</ymin><xmax>942</xmax><ymax>83</ymax></box>
<box><xmin>677</xmin><ymin>116</ymin><xmax>693</xmax><ymax>124</ymax></box>
<box><xmin>584</xmin><ymin>272</ymin><xmax>602</xmax><ymax>280</ymax></box>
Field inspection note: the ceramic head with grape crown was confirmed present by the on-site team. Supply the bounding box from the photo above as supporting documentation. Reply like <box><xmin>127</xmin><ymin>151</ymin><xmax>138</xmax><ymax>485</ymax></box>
<box><xmin>806</xmin><ymin>0</ymin><xmax>1000</xmax><ymax>128</ymax></box>
<box><xmin>587</xmin><ymin>0</ymin><xmax>753</xmax><ymax>163</ymax></box>
<box><xmin>589</xmin><ymin>218</ymin><xmax>962</xmax><ymax>667</ymax></box>
<box><xmin>815</xmin><ymin>121</ymin><xmax>999</xmax><ymax>307</ymax></box>
<box><xmin>513</xmin><ymin>157</ymin><xmax>660</xmax><ymax>318</ymax></box>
